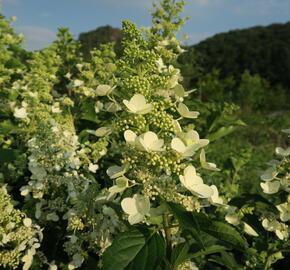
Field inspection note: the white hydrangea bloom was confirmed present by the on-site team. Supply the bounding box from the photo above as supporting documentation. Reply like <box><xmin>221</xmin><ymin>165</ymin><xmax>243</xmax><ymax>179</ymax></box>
<box><xmin>88</xmin><ymin>163</ymin><xmax>98</xmax><ymax>173</ymax></box>
<box><xmin>277</xmin><ymin>202</ymin><xmax>290</xmax><ymax>222</ymax></box>
<box><xmin>121</xmin><ymin>194</ymin><xmax>150</xmax><ymax>224</ymax></box>
<box><xmin>171</xmin><ymin>130</ymin><xmax>208</xmax><ymax>158</ymax></box>
<box><xmin>124</xmin><ymin>130</ymin><xmax>164</xmax><ymax>152</ymax></box>
<box><xmin>179</xmin><ymin>165</ymin><xmax>213</xmax><ymax>198</ymax></box>
<box><xmin>177</xmin><ymin>103</ymin><xmax>199</xmax><ymax>119</ymax></box>
<box><xmin>123</xmin><ymin>94</ymin><xmax>152</xmax><ymax>114</ymax></box>
<box><xmin>138</xmin><ymin>131</ymin><xmax>164</xmax><ymax>152</ymax></box>
<box><xmin>96</xmin><ymin>84</ymin><xmax>114</xmax><ymax>96</ymax></box>
<box><xmin>209</xmin><ymin>185</ymin><xmax>224</xmax><ymax>205</ymax></box>
<box><xmin>14</xmin><ymin>107</ymin><xmax>27</xmax><ymax>119</ymax></box>
<box><xmin>200</xmin><ymin>149</ymin><xmax>220</xmax><ymax>171</ymax></box>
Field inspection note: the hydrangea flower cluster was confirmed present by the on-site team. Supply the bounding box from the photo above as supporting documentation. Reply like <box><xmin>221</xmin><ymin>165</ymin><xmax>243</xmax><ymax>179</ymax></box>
<box><xmin>15</xmin><ymin>49</ymin><xmax>126</xmax><ymax>269</ymax></box>
<box><xmin>85</xmin><ymin>19</ymin><xmax>224</xmax><ymax>227</ymax></box>
<box><xmin>0</xmin><ymin>1</ymin><xmax>225</xmax><ymax>268</ymax></box>
<box><xmin>260</xmin><ymin>128</ymin><xmax>290</xmax><ymax>240</ymax></box>
<box><xmin>0</xmin><ymin>185</ymin><xmax>41</xmax><ymax>269</ymax></box>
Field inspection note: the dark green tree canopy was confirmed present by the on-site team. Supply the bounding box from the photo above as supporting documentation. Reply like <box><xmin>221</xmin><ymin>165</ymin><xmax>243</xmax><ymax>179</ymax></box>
<box><xmin>192</xmin><ymin>21</ymin><xmax>290</xmax><ymax>89</ymax></box>
<box><xmin>79</xmin><ymin>25</ymin><xmax>122</xmax><ymax>59</ymax></box>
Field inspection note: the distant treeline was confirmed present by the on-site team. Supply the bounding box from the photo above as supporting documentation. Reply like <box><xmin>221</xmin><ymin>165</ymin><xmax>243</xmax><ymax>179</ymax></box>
<box><xmin>79</xmin><ymin>25</ymin><xmax>122</xmax><ymax>59</ymax></box>
<box><xmin>192</xmin><ymin>22</ymin><xmax>290</xmax><ymax>89</ymax></box>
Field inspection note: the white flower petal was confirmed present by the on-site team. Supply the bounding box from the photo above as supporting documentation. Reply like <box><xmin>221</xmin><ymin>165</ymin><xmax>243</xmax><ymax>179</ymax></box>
<box><xmin>14</xmin><ymin>107</ymin><xmax>27</xmax><ymax>119</ymax></box>
<box><xmin>121</xmin><ymin>198</ymin><xmax>138</xmax><ymax>215</ymax></box>
<box><xmin>96</xmin><ymin>84</ymin><xmax>113</xmax><ymax>96</ymax></box>
<box><xmin>135</xmin><ymin>194</ymin><xmax>150</xmax><ymax>215</ymax></box>
<box><xmin>275</xmin><ymin>147</ymin><xmax>290</xmax><ymax>157</ymax></box>
<box><xmin>200</xmin><ymin>149</ymin><xmax>220</xmax><ymax>171</ymax></box>
<box><xmin>128</xmin><ymin>213</ymin><xmax>145</xmax><ymax>225</ymax></box>
<box><xmin>106</xmin><ymin>165</ymin><xmax>126</xmax><ymax>179</ymax></box>
<box><xmin>225</xmin><ymin>213</ymin><xmax>240</xmax><ymax>226</ymax></box>
<box><xmin>183</xmin><ymin>165</ymin><xmax>203</xmax><ymax>185</ymax></box>
<box><xmin>124</xmin><ymin>130</ymin><xmax>137</xmax><ymax>144</ymax></box>
<box><xmin>171</xmin><ymin>138</ymin><xmax>186</xmax><ymax>153</ymax></box>
<box><xmin>260</xmin><ymin>167</ymin><xmax>278</xmax><ymax>181</ymax></box>
<box><xmin>139</xmin><ymin>131</ymin><xmax>164</xmax><ymax>152</ymax></box>
<box><xmin>177</xmin><ymin>103</ymin><xmax>199</xmax><ymax>119</ymax></box>
<box><xmin>190</xmin><ymin>183</ymin><xmax>214</xmax><ymax>198</ymax></box>
<box><xmin>209</xmin><ymin>185</ymin><xmax>223</xmax><ymax>205</ymax></box>
<box><xmin>88</xmin><ymin>163</ymin><xmax>98</xmax><ymax>173</ymax></box>
<box><xmin>123</xmin><ymin>94</ymin><xmax>152</xmax><ymax>115</ymax></box>
<box><xmin>243</xmin><ymin>222</ymin><xmax>258</xmax><ymax>237</ymax></box>
<box><xmin>260</xmin><ymin>181</ymin><xmax>280</xmax><ymax>194</ymax></box>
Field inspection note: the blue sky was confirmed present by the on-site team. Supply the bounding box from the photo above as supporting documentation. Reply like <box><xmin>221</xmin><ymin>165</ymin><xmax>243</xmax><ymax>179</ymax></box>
<box><xmin>1</xmin><ymin>0</ymin><xmax>290</xmax><ymax>50</ymax></box>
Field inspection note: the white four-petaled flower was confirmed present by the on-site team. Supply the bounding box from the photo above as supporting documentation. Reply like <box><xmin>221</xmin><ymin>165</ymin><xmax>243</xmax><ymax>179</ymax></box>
<box><xmin>177</xmin><ymin>103</ymin><xmax>199</xmax><ymax>119</ymax></box>
<box><xmin>277</xmin><ymin>202</ymin><xmax>290</xmax><ymax>222</ymax></box>
<box><xmin>179</xmin><ymin>165</ymin><xmax>213</xmax><ymax>198</ymax></box>
<box><xmin>262</xmin><ymin>218</ymin><xmax>289</xmax><ymax>240</ymax></box>
<box><xmin>260</xmin><ymin>181</ymin><xmax>280</xmax><ymax>194</ymax></box>
<box><xmin>14</xmin><ymin>107</ymin><xmax>27</xmax><ymax>119</ymax></box>
<box><xmin>124</xmin><ymin>130</ymin><xmax>164</xmax><ymax>152</ymax></box>
<box><xmin>96</xmin><ymin>84</ymin><xmax>114</xmax><ymax>96</ymax></box>
<box><xmin>121</xmin><ymin>194</ymin><xmax>150</xmax><ymax>224</ymax></box>
<box><xmin>200</xmin><ymin>149</ymin><xmax>220</xmax><ymax>171</ymax></box>
<box><xmin>209</xmin><ymin>185</ymin><xmax>224</xmax><ymax>205</ymax></box>
<box><xmin>138</xmin><ymin>131</ymin><xmax>164</xmax><ymax>152</ymax></box>
<box><xmin>171</xmin><ymin>130</ymin><xmax>209</xmax><ymax>158</ymax></box>
<box><xmin>123</xmin><ymin>94</ymin><xmax>152</xmax><ymax>114</ymax></box>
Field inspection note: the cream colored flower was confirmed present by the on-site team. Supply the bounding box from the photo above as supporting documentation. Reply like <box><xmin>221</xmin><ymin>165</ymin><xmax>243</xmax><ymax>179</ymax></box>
<box><xmin>121</xmin><ymin>194</ymin><xmax>150</xmax><ymax>224</ymax></box>
<box><xmin>179</xmin><ymin>165</ymin><xmax>213</xmax><ymax>198</ymax></box>
<box><xmin>14</xmin><ymin>107</ymin><xmax>27</xmax><ymax>119</ymax></box>
<box><xmin>200</xmin><ymin>149</ymin><xmax>220</xmax><ymax>171</ymax></box>
<box><xmin>123</xmin><ymin>94</ymin><xmax>152</xmax><ymax>114</ymax></box>
<box><xmin>177</xmin><ymin>103</ymin><xmax>199</xmax><ymax>119</ymax></box>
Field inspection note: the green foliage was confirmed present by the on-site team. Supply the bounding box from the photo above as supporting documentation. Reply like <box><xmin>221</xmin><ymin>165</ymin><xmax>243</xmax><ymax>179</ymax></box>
<box><xmin>169</xmin><ymin>203</ymin><xmax>248</xmax><ymax>252</ymax></box>
<box><xmin>0</xmin><ymin>1</ymin><xmax>289</xmax><ymax>269</ymax></box>
<box><xmin>237</xmin><ymin>70</ymin><xmax>267</xmax><ymax>111</ymax></box>
<box><xmin>103</xmin><ymin>228</ymin><xmax>165</xmax><ymax>270</ymax></box>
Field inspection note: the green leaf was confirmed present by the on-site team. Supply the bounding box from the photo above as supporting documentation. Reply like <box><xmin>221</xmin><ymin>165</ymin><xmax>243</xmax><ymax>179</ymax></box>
<box><xmin>167</xmin><ymin>203</ymin><xmax>206</xmax><ymax>248</ymax></box>
<box><xmin>0</xmin><ymin>120</ymin><xmax>20</xmax><ymax>134</ymax></box>
<box><xmin>170</xmin><ymin>242</ymin><xmax>190</xmax><ymax>269</ymax></box>
<box><xmin>208</xmin><ymin>126</ymin><xmax>236</xmax><ymax>142</ymax></box>
<box><xmin>80</xmin><ymin>100</ymin><xmax>100</xmax><ymax>123</ymax></box>
<box><xmin>189</xmin><ymin>245</ymin><xmax>229</xmax><ymax>259</ymax></box>
<box><xmin>0</xmin><ymin>148</ymin><xmax>19</xmax><ymax>162</ymax></box>
<box><xmin>195</xmin><ymin>214</ymin><xmax>248</xmax><ymax>251</ymax></box>
<box><xmin>126</xmin><ymin>231</ymin><xmax>165</xmax><ymax>270</ymax></box>
<box><xmin>103</xmin><ymin>228</ymin><xmax>165</xmax><ymax>270</ymax></box>
<box><xmin>229</xmin><ymin>194</ymin><xmax>278</xmax><ymax>214</ymax></box>
<box><xmin>168</xmin><ymin>203</ymin><xmax>248</xmax><ymax>251</ymax></box>
<box><xmin>209</xmin><ymin>252</ymin><xmax>243</xmax><ymax>270</ymax></box>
